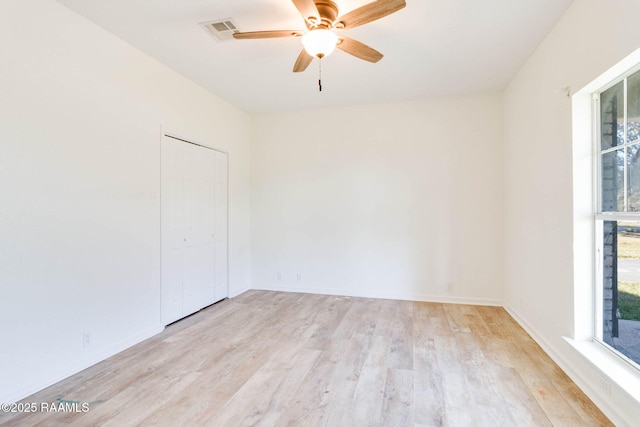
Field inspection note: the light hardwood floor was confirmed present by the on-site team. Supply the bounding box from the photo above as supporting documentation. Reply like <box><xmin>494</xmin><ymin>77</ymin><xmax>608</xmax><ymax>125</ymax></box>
<box><xmin>2</xmin><ymin>291</ymin><xmax>611</xmax><ymax>426</ymax></box>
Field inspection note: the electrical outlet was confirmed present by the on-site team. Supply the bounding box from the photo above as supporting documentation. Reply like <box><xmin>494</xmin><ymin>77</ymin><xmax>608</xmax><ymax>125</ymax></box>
<box><xmin>277</xmin><ymin>272</ymin><xmax>282</xmax><ymax>281</ymax></box>
<box><xmin>296</xmin><ymin>273</ymin><xmax>302</xmax><ymax>281</ymax></box>
<box><xmin>82</xmin><ymin>331</ymin><xmax>92</xmax><ymax>348</ymax></box>
<box><xmin>446</xmin><ymin>283</ymin><xmax>453</xmax><ymax>292</ymax></box>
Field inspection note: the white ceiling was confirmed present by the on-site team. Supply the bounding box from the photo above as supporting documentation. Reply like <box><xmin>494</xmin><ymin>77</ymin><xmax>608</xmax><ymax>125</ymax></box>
<box><xmin>56</xmin><ymin>0</ymin><xmax>573</xmax><ymax>114</ymax></box>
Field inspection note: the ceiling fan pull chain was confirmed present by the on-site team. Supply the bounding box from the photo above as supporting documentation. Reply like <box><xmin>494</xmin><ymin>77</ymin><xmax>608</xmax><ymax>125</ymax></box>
<box><xmin>318</xmin><ymin>57</ymin><xmax>322</xmax><ymax>92</ymax></box>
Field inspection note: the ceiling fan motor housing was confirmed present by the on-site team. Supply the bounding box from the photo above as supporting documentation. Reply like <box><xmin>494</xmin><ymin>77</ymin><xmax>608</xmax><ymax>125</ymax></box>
<box><xmin>314</xmin><ymin>0</ymin><xmax>339</xmax><ymax>28</ymax></box>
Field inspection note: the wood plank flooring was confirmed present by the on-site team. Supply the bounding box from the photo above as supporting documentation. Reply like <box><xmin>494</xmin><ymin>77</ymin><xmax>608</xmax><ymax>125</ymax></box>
<box><xmin>1</xmin><ymin>291</ymin><xmax>612</xmax><ymax>426</ymax></box>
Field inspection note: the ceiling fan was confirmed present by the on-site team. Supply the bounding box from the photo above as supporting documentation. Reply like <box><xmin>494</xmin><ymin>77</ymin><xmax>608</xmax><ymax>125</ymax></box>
<box><xmin>232</xmin><ymin>0</ymin><xmax>406</xmax><ymax>73</ymax></box>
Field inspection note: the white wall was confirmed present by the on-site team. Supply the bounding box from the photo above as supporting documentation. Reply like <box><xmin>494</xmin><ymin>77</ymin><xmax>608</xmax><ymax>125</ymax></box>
<box><xmin>251</xmin><ymin>96</ymin><xmax>504</xmax><ymax>304</ymax></box>
<box><xmin>503</xmin><ymin>0</ymin><xmax>640</xmax><ymax>424</ymax></box>
<box><xmin>0</xmin><ymin>0</ymin><xmax>251</xmax><ymax>402</ymax></box>
<box><xmin>7</xmin><ymin>0</ymin><xmax>639</xmax><ymax>422</ymax></box>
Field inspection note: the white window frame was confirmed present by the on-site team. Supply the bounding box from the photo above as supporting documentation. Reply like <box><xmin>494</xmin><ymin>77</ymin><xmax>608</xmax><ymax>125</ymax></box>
<box><xmin>593</xmin><ymin>65</ymin><xmax>640</xmax><ymax>370</ymax></box>
<box><xmin>567</xmin><ymin>47</ymin><xmax>640</xmax><ymax>421</ymax></box>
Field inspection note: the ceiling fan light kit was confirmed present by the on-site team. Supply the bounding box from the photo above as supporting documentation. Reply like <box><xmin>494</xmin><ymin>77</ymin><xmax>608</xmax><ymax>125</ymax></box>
<box><xmin>232</xmin><ymin>0</ymin><xmax>406</xmax><ymax>85</ymax></box>
<box><xmin>301</xmin><ymin>29</ymin><xmax>338</xmax><ymax>58</ymax></box>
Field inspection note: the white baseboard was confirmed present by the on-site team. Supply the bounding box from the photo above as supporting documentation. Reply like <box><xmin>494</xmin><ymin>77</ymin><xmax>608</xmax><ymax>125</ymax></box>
<box><xmin>503</xmin><ymin>304</ymin><xmax>632</xmax><ymax>427</ymax></box>
<box><xmin>3</xmin><ymin>325</ymin><xmax>162</xmax><ymax>404</ymax></box>
<box><xmin>252</xmin><ymin>283</ymin><xmax>502</xmax><ymax>306</ymax></box>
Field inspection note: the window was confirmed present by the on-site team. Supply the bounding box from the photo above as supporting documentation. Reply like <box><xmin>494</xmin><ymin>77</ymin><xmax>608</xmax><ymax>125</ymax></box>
<box><xmin>595</xmin><ymin>68</ymin><xmax>640</xmax><ymax>367</ymax></box>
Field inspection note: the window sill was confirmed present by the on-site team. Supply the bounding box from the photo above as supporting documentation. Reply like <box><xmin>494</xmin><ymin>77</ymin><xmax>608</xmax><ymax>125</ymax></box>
<box><xmin>564</xmin><ymin>337</ymin><xmax>640</xmax><ymax>405</ymax></box>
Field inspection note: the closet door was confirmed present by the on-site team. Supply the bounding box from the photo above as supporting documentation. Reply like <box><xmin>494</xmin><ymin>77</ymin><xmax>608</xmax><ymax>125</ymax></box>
<box><xmin>181</xmin><ymin>143</ymin><xmax>216</xmax><ymax>316</ymax></box>
<box><xmin>161</xmin><ymin>136</ymin><xmax>227</xmax><ymax>325</ymax></box>
<box><xmin>214</xmin><ymin>151</ymin><xmax>228</xmax><ymax>300</ymax></box>
<box><xmin>161</xmin><ymin>137</ymin><xmax>185</xmax><ymax>325</ymax></box>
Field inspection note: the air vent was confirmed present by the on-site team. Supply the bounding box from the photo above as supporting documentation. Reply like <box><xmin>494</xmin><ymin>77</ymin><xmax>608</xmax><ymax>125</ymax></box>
<box><xmin>200</xmin><ymin>18</ymin><xmax>240</xmax><ymax>41</ymax></box>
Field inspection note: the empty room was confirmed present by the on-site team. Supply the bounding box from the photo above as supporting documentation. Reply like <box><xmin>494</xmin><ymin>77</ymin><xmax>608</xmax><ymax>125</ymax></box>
<box><xmin>2</xmin><ymin>0</ymin><xmax>640</xmax><ymax>425</ymax></box>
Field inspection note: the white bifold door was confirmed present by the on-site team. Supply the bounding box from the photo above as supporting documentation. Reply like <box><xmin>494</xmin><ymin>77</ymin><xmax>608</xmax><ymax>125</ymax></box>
<box><xmin>161</xmin><ymin>135</ymin><xmax>228</xmax><ymax>325</ymax></box>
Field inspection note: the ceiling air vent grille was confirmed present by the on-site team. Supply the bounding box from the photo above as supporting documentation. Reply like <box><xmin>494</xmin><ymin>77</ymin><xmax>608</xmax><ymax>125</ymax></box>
<box><xmin>200</xmin><ymin>19</ymin><xmax>239</xmax><ymax>41</ymax></box>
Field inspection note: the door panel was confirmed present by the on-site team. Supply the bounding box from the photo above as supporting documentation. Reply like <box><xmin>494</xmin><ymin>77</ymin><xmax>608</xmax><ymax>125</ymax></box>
<box><xmin>161</xmin><ymin>137</ymin><xmax>185</xmax><ymax>325</ymax></box>
<box><xmin>214</xmin><ymin>152</ymin><xmax>228</xmax><ymax>300</ymax></box>
<box><xmin>163</xmin><ymin>248</ymin><xmax>183</xmax><ymax>324</ymax></box>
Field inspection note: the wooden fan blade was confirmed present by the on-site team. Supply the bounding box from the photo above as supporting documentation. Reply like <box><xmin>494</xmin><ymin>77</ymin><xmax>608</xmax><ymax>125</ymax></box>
<box><xmin>233</xmin><ymin>30</ymin><xmax>302</xmax><ymax>39</ymax></box>
<box><xmin>291</xmin><ymin>0</ymin><xmax>320</xmax><ymax>25</ymax></box>
<box><xmin>293</xmin><ymin>49</ymin><xmax>314</xmax><ymax>72</ymax></box>
<box><xmin>337</xmin><ymin>0</ymin><xmax>406</xmax><ymax>29</ymax></box>
<box><xmin>337</xmin><ymin>37</ymin><xmax>383</xmax><ymax>63</ymax></box>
